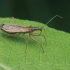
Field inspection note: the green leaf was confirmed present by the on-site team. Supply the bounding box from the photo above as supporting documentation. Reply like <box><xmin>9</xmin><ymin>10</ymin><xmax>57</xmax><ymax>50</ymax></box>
<box><xmin>0</xmin><ymin>18</ymin><xmax>70</xmax><ymax>70</ymax></box>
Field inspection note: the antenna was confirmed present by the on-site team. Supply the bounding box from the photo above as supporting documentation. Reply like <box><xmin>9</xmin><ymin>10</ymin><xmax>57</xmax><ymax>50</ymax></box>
<box><xmin>46</xmin><ymin>15</ymin><xmax>63</xmax><ymax>25</ymax></box>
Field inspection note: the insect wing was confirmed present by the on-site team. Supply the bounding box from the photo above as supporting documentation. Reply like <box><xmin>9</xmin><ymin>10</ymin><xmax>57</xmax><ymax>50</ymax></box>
<box><xmin>2</xmin><ymin>24</ymin><xmax>25</xmax><ymax>33</ymax></box>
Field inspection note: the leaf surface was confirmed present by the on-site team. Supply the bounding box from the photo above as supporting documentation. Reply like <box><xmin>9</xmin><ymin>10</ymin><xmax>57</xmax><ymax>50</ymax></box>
<box><xmin>0</xmin><ymin>18</ymin><xmax>70</xmax><ymax>70</ymax></box>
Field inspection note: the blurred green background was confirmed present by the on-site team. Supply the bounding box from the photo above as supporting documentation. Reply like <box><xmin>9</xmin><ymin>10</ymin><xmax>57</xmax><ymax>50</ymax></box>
<box><xmin>0</xmin><ymin>0</ymin><xmax>70</xmax><ymax>33</ymax></box>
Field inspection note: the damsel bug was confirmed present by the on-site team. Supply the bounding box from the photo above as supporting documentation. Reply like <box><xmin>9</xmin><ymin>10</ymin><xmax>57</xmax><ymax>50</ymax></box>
<box><xmin>0</xmin><ymin>15</ymin><xmax>62</xmax><ymax>54</ymax></box>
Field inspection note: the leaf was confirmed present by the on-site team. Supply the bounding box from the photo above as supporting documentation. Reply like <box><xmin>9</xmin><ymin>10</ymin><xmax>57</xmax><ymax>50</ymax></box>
<box><xmin>0</xmin><ymin>18</ymin><xmax>70</xmax><ymax>70</ymax></box>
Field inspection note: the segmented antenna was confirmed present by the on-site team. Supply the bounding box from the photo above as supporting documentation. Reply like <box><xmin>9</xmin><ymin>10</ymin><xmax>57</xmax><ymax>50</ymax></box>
<box><xmin>46</xmin><ymin>15</ymin><xmax>63</xmax><ymax>25</ymax></box>
<box><xmin>41</xmin><ymin>15</ymin><xmax>63</xmax><ymax>43</ymax></box>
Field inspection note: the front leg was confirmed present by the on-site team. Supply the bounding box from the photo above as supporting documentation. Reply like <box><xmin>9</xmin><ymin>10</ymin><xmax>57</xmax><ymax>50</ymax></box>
<box><xmin>29</xmin><ymin>33</ymin><xmax>45</xmax><ymax>53</ymax></box>
<box><xmin>30</xmin><ymin>32</ymin><xmax>47</xmax><ymax>44</ymax></box>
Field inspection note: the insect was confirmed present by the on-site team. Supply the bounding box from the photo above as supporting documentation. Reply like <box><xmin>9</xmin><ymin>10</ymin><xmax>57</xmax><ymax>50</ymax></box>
<box><xmin>0</xmin><ymin>15</ymin><xmax>62</xmax><ymax>54</ymax></box>
<box><xmin>0</xmin><ymin>23</ymin><xmax>46</xmax><ymax>54</ymax></box>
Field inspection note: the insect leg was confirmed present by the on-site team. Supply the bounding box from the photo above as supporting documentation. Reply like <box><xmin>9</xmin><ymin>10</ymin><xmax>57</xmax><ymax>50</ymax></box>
<box><xmin>30</xmin><ymin>30</ymin><xmax>42</xmax><ymax>36</ymax></box>
<box><xmin>23</xmin><ymin>34</ymin><xmax>28</xmax><ymax>55</ymax></box>
<box><xmin>8</xmin><ymin>33</ymin><xmax>21</xmax><ymax>36</ymax></box>
<box><xmin>8</xmin><ymin>33</ymin><xmax>16</xmax><ymax>36</ymax></box>
<box><xmin>30</xmin><ymin>32</ymin><xmax>47</xmax><ymax>45</ymax></box>
<box><xmin>12</xmin><ymin>17</ymin><xmax>17</xmax><ymax>24</ymax></box>
<box><xmin>29</xmin><ymin>33</ymin><xmax>45</xmax><ymax>53</ymax></box>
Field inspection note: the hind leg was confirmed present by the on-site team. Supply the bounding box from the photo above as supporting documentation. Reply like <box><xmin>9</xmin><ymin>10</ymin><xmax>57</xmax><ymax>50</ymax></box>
<box><xmin>22</xmin><ymin>34</ymin><xmax>28</xmax><ymax>55</ymax></box>
<box><xmin>8</xmin><ymin>33</ymin><xmax>21</xmax><ymax>36</ymax></box>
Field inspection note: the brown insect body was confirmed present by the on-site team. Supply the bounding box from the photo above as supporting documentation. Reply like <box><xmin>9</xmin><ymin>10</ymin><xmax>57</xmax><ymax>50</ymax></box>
<box><xmin>0</xmin><ymin>24</ymin><xmax>42</xmax><ymax>34</ymax></box>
